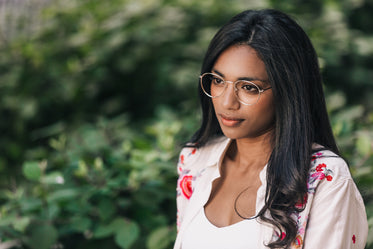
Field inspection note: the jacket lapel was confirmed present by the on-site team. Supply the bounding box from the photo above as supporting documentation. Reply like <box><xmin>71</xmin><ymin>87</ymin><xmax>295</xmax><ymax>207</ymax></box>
<box><xmin>174</xmin><ymin>137</ymin><xmax>231</xmax><ymax>249</ymax></box>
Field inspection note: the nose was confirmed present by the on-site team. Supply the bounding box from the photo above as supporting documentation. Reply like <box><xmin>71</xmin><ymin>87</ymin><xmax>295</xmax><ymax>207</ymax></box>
<box><xmin>221</xmin><ymin>82</ymin><xmax>240</xmax><ymax>110</ymax></box>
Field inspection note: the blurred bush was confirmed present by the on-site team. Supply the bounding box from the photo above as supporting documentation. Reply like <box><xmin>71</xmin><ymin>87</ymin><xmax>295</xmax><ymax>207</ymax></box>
<box><xmin>0</xmin><ymin>0</ymin><xmax>372</xmax><ymax>248</ymax></box>
<box><xmin>0</xmin><ymin>109</ymin><xmax>195</xmax><ymax>249</ymax></box>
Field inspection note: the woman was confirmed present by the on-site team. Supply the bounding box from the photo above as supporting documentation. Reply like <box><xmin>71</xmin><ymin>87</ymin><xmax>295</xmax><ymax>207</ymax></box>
<box><xmin>174</xmin><ymin>9</ymin><xmax>368</xmax><ymax>249</ymax></box>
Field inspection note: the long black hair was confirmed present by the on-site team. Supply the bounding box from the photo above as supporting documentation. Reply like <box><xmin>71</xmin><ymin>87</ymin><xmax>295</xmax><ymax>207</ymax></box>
<box><xmin>190</xmin><ymin>9</ymin><xmax>339</xmax><ymax>248</ymax></box>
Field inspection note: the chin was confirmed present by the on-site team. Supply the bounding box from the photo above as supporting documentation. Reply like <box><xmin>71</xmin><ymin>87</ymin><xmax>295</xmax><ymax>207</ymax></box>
<box><xmin>220</xmin><ymin>126</ymin><xmax>274</xmax><ymax>141</ymax></box>
<box><xmin>220</xmin><ymin>129</ymin><xmax>249</xmax><ymax>140</ymax></box>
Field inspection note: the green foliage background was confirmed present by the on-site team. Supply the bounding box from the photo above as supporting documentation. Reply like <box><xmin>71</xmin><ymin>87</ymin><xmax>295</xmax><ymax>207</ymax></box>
<box><xmin>0</xmin><ymin>0</ymin><xmax>372</xmax><ymax>248</ymax></box>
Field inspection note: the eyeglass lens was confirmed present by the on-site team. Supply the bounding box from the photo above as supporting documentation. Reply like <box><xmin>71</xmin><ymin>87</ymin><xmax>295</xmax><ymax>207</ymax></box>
<box><xmin>200</xmin><ymin>73</ymin><xmax>261</xmax><ymax>105</ymax></box>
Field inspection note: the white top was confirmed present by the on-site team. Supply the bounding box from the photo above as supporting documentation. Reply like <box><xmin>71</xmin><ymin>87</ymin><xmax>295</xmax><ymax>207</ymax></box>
<box><xmin>174</xmin><ymin>136</ymin><xmax>368</xmax><ymax>249</ymax></box>
<box><xmin>182</xmin><ymin>208</ymin><xmax>259</xmax><ymax>249</ymax></box>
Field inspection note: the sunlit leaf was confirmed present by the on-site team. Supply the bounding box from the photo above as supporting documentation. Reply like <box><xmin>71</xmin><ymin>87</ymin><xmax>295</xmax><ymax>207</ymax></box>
<box><xmin>12</xmin><ymin>217</ymin><xmax>31</xmax><ymax>232</ymax></box>
<box><xmin>356</xmin><ymin>132</ymin><xmax>372</xmax><ymax>157</ymax></box>
<box><xmin>43</xmin><ymin>171</ymin><xmax>65</xmax><ymax>184</ymax></box>
<box><xmin>46</xmin><ymin>189</ymin><xmax>80</xmax><ymax>202</ymax></box>
<box><xmin>22</xmin><ymin>161</ymin><xmax>42</xmax><ymax>181</ymax></box>
<box><xmin>114</xmin><ymin>220</ymin><xmax>140</xmax><ymax>249</ymax></box>
<box><xmin>146</xmin><ymin>226</ymin><xmax>175</xmax><ymax>249</ymax></box>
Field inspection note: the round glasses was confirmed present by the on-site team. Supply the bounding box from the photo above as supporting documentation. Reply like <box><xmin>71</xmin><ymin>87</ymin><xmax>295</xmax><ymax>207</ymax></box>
<box><xmin>200</xmin><ymin>72</ymin><xmax>272</xmax><ymax>106</ymax></box>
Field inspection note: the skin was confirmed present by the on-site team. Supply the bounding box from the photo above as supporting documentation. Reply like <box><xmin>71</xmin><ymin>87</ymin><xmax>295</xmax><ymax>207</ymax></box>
<box><xmin>204</xmin><ymin>44</ymin><xmax>275</xmax><ymax>227</ymax></box>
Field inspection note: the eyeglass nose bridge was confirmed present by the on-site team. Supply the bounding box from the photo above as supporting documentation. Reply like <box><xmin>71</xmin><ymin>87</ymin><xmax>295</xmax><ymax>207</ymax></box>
<box><xmin>220</xmin><ymin>80</ymin><xmax>238</xmax><ymax>93</ymax></box>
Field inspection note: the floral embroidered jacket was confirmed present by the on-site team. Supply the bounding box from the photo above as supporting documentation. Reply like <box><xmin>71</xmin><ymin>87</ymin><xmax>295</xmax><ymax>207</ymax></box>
<box><xmin>174</xmin><ymin>136</ymin><xmax>368</xmax><ymax>249</ymax></box>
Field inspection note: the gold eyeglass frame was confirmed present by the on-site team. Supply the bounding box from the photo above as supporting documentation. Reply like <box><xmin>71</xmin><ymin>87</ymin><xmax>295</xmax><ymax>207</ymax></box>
<box><xmin>199</xmin><ymin>72</ymin><xmax>272</xmax><ymax>106</ymax></box>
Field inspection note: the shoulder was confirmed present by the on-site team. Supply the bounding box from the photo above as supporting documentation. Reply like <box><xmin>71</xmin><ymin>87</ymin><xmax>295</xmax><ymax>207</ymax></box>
<box><xmin>309</xmin><ymin>149</ymin><xmax>351</xmax><ymax>185</ymax></box>
<box><xmin>298</xmin><ymin>149</ymin><xmax>368</xmax><ymax>249</ymax></box>
<box><xmin>307</xmin><ymin>148</ymin><xmax>364</xmax><ymax>202</ymax></box>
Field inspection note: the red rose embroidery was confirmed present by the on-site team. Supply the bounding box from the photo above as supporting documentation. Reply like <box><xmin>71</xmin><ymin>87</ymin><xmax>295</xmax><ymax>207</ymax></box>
<box><xmin>309</xmin><ymin>163</ymin><xmax>333</xmax><ymax>186</ymax></box>
<box><xmin>352</xmin><ymin>235</ymin><xmax>356</xmax><ymax>244</ymax></box>
<box><xmin>180</xmin><ymin>175</ymin><xmax>193</xmax><ymax>199</ymax></box>
<box><xmin>191</xmin><ymin>148</ymin><xmax>197</xmax><ymax>154</ymax></box>
<box><xmin>180</xmin><ymin>154</ymin><xmax>184</xmax><ymax>164</ymax></box>
<box><xmin>316</xmin><ymin>163</ymin><xmax>326</xmax><ymax>172</ymax></box>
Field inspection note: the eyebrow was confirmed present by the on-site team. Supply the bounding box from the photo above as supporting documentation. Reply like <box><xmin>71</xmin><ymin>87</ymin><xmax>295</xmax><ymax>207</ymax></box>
<box><xmin>212</xmin><ymin>69</ymin><xmax>268</xmax><ymax>83</ymax></box>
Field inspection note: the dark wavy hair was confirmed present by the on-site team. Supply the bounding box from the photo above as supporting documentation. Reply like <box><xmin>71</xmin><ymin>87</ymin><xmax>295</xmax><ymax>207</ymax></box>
<box><xmin>190</xmin><ymin>9</ymin><xmax>339</xmax><ymax>248</ymax></box>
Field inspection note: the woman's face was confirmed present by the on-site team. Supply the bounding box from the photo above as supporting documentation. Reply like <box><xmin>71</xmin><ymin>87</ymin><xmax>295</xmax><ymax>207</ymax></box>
<box><xmin>211</xmin><ymin>45</ymin><xmax>275</xmax><ymax>140</ymax></box>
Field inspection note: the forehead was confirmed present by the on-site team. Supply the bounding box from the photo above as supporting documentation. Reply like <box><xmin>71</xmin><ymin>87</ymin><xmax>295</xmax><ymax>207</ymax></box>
<box><xmin>213</xmin><ymin>45</ymin><xmax>267</xmax><ymax>81</ymax></box>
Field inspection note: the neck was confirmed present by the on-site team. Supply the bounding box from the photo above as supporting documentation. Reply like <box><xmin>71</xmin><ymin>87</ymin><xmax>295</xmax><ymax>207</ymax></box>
<box><xmin>227</xmin><ymin>132</ymin><xmax>273</xmax><ymax>172</ymax></box>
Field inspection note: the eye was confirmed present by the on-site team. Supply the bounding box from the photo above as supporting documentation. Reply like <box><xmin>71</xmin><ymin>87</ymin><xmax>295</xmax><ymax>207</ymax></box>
<box><xmin>239</xmin><ymin>82</ymin><xmax>259</xmax><ymax>94</ymax></box>
<box><xmin>212</xmin><ymin>76</ymin><xmax>224</xmax><ymax>85</ymax></box>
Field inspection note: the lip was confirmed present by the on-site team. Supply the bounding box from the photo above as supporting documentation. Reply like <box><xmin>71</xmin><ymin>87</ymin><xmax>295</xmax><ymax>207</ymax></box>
<box><xmin>219</xmin><ymin>114</ymin><xmax>244</xmax><ymax>127</ymax></box>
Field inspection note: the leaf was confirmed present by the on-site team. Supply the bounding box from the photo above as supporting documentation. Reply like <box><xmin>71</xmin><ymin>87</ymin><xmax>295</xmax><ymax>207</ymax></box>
<box><xmin>114</xmin><ymin>219</ymin><xmax>140</xmax><ymax>249</ymax></box>
<box><xmin>27</xmin><ymin>224</ymin><xmax>58</xmax><ymax>249</ymax></box>
<box><xmin>0</xmin><ymin>214</ymin><xmax>17</xmax><ymax>226</ymax></box>
<box><xmin>22</xmin><ymin>161</ymin><xmax>42</xmax><ymax>181</ymax></box>
<box><xmin>146</xmin><ymin>226</ymin><xmax>175</xmax><ymax>249</ymax></box>
<box><xmin>12</xmin><ymin>216</ymin><xmax>31</xmax><ymax>232</ymax></box>
<box><xmin>356</xmin><ymin>133</ymin><xmax>372</xmax><ymax>157</ymax></box>
<box><xmin>93</xmin><ymin>216</ymin><xmax>128</xmax><ymax>239</ymax></box>
<box><xmin>20</xmin><ymin>198</ymin><xmax>43</xmax><ymax>212</ymax></box>
<box><xmin>109</xmin><ymin>217</ymin><xmax>127</xmax><ymax>231</ymax></box>
<box><xmin>93</xmin><ymin>224</ymin><xmax>115</xmax><ymax>239</ymax></box>
<box><xmin>74</xmin><ymin>160</ymin><xmax>88</xmax><ymax>178</ymax></box>
<box><xmin>94</xmin><ymin>157</ymin><xmax>104</xmax><ymax>171</ymax></box>
<box><xmin>43</xmin><ymin>171</ymin><xmax>64</xmax><ymax>185</ymax></box>
<box><xmin>70</xmin><ymin>216</ymin><xmax>92</xmax><ymax>232</ymax></box>
<box><xmin>46</xmin><ymin>188</ymin><xmax>80</xmax><ymax>203</ymax></box>
<box><xmin>98</xmin><ymin>198</ymin><xmax>116</xmax><ymax>221</ymax></box>
<box><xmin>46</xmin><ymin>203</ymin><xmax>60</xmax><ymax>220</ymax></box>
<box><xmin>326</xmin><ymin>91</ymin><xmax>346</xmax><ymax>113</ymax></box>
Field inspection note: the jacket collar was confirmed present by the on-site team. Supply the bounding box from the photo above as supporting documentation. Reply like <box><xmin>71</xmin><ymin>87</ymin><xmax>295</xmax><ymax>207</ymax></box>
<box><xmin>205</xmin><ymin>136</ymin><xmax>232</xmax><ymax>168</ymax></box>
<box><xmin>204</xmin><ymin>136</ymin><xmax>267</xmax><ymax>186</ymax></box>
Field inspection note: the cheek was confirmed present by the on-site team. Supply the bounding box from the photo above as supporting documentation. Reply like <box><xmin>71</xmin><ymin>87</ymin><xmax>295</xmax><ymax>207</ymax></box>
<box><xmin>211</xmin><ymin>98</ymin><xmax>219</xmax><ymax>112</ymax></box>
<box><xmin>260</xmin><ymin>101</ymin><xmax>275</xmax><ymax>123</ymax></box>
<box><xmin>265</xmin><ymin>107</ymin><xmax>276</xmax><ymax>124</ymax></box>
<box><xmin>252</xmin><ymin>97</ymin><xmax>275</xmax><ymax>124</ymax></box>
